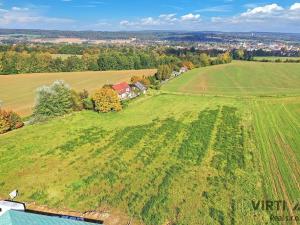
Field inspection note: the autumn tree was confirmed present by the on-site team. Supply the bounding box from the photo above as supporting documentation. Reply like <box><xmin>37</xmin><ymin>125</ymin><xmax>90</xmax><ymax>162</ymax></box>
<box><xmin>181</xmin><ymin>61</ymin><xmax>195</xmax><ymax>70</ymax></box>
<box><xmin>93</xmin><ymin>87</ymin><xmax>122</xmax><ymax>113</ymax></box>
<box><xmin>216</xmin><ymin>52</ymin><xmax>232</xmax><ymax>64</ymax></box>
<box><xmin>130</xmin><ymin>75</ymin><xmax>150</xmax><ymax>87</ymax></box>
<box><xmin>0</xmin><ymin>109</ymin><xmax>24</xmax><ymax>134</ymax></box>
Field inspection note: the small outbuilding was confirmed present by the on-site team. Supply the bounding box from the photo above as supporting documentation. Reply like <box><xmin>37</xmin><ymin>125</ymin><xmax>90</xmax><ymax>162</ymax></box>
<box><xmin>133</xmin><ymin>82</ymin><xmax>147</xmax><ymax>94</ymax></box>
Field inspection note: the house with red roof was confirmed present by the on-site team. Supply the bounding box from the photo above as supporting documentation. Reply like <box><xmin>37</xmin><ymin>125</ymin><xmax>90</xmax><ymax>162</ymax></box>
<box><xmin>112</xmin><ymin>82</ymin><xmax>133</xmax><ymax>100</ymax></box>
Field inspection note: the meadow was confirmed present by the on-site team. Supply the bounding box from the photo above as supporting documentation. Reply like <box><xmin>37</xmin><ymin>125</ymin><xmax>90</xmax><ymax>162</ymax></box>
<box><xmin>0</xmin><ymin>69</ymin><xmax>156</xmax><ymax>116</ymax></box>
<box><xmin>0</xmin><ymin>61</ymin><xmax>299</xmax><ymax>225</ymax></box>
<box><xmin>253</xmin><ymin>56</ymin><xmax>300</xmax><ymax>61</ymax></box>
<box><xmin>162</xmin><ymin>61</ymin><xmax>300</xmax><ymax>96</ymax></box>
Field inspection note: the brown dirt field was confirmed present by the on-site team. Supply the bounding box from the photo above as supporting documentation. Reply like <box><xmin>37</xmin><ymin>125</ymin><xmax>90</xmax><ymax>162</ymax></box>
<box><xmin>0</xmin><ymin>69</ymin><xmax>156</xmax><ymax>116</ymax></box>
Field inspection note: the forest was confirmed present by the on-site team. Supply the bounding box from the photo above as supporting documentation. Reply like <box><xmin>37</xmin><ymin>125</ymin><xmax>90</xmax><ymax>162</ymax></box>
<box><xmin>0</xmin><ymin>44</ymin><xmax>232</xmax><ymax>75</ymax></box>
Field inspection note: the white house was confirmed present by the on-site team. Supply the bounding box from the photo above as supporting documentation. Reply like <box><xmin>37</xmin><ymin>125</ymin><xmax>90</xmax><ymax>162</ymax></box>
<box><xmin>112</xmin><ymin>82</ymin><xmax>134</xmax><ymax>100</ymax></box>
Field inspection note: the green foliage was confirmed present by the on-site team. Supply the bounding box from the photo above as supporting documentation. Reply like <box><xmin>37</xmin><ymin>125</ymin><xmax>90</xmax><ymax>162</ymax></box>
<box><xmin>0</xmin><ymin>45</ymin><xmax>232</xmax><ymax>75</ymax></box>
<box><xmin>232</xmin><ymin>49</ymin><xmax>245</xmax><ymax>60</ymax></box>
<box><xmin>156</xmin><ymin>64</ymin><xmax>172</xmax><ymax>81</ymax></box>
<box><xmin>33</xmin><ymin>80</ymin><xmax>75</xmax><ymax>120</ymax></box>
<box><xmin>214</xmin><ymin>52</ymin><xmax>232</xmax><ymax>64</ymax></box>
<box><xmin>178</xmin><ymin>109</ymin><xmax>219</xmax><ymax>164</ymax></box>
<box><xmin>71</xmin><ymin>90</ymin><xmax>84</xmax><ymax>111</ymax></box>
<box><xmin>199</xmin><ymin>53</ymin><xmax>211</xmax><ymax>67</ymax></box>
<box><xmin>82</xmin><ymin>98</ymin><xmax>94</xmax><ymax>110</ymax></box>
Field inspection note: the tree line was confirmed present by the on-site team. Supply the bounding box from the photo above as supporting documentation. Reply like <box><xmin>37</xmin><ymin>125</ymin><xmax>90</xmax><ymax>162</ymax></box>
<box><xmin>0</xmin><ymin>44</ymin><xmax>233</xmax><ymax>75</ymax></box>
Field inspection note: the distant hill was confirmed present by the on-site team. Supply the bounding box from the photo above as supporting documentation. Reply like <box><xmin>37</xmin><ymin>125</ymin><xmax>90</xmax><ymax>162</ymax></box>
<box><xmin>0</xmin><ymin>29</ymin><xmax>300</xmax><ymax>42</ymax></box>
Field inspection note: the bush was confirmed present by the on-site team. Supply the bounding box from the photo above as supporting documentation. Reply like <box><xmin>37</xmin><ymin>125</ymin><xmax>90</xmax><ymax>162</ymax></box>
<box><xmin>78</xmin><ymin>89</ymin><xmax>89</xmax><ymax>100</ymax></box>
<box><xmin>0</xmin><ymin>109</ymin><xmax>24</xmax><ymax>134</ymax></box>
<box><xmin>33</xmin><ymin>80</ymin><xmax>74</xmax><ymax>120</ymax></box>
<box><xmin>83</xmin><ymin>98</ymin><xmax>94</xmax><ymax>110</ymax></box>
<box><xmin>93</xmin><ymin>87</ymin><xmax>122</xmax><ymax>113</ymax></box>
<box><xmin>71</xmin><ymin>90</ymin><xmax>84</xmax><ymax>111</ymax></box>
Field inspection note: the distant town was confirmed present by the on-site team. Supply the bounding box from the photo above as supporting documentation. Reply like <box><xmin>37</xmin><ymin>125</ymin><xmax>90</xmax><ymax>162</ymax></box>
<box><xmin>0</xmin><ymin>29</ymin><xmax>299</xmax><ymax>57</ymax></box>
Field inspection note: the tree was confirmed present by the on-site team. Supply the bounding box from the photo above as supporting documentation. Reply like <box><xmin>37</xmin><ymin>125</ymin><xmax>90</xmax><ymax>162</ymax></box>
<box><xmin>82</xmin><ymin>53</ymin><xmax>99</xmax><ymax>71</ymax></box>
<box><xmin>71</xmin><ymin>90</ymin><xmax>84</xmax><ymax>111</ymax></box>
<box><xmin>93</xmin><ymin>87</ymin><xmax>122</xmax><ymax>113</ymax></box>
<box><xmin>33</xmin><ymin>80</ymin><xmax>74</xmax><ymax>120</ymax></box>
<box><xmin>199</xmin><ymin>53</ymin><xmax>210</xmax><ymax>67</ymax></box>
<box><xmin>181</xmin><ymin>61</ymin><xmax>195</xmax><ymax>70</ymax></box>
<box><xmin>131</xmin><ymin>76</ymin><xmax>141</xmax><ymax>84</ymax></box>
<box><xmin>156</xmin><ymin>65</ymin><xmax>172</xmax><ymax>81</ymax></box>
<box><xmin>233</xmin><ymin>49</ymin><xmax>245</xmax><ymax>60</ymax></box>
<box><xmin>64</xmin><ymin>56</ymin><xmax>85</xmax><ymax>72</ymax></box>
<box><xmin>216</xmin><ymin>52</ymin><xmax>232</xmax><ymax>64</ymax></box>
<box><xmin>130</xmin><ymin>75</ymin><xmax>151</xmax><ymax>87</ymax></box>
<box><xmin>0</xmin><ymin>110</ymin><xmax>10</xmax><ymax>134</ymax></box>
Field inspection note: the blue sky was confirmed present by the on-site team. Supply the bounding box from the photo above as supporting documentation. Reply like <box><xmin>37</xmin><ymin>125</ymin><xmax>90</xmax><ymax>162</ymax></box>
<box><xmin>0</xmin><ymin>0</ymin><xmax>299</xmax><ymax>32</ymax></box>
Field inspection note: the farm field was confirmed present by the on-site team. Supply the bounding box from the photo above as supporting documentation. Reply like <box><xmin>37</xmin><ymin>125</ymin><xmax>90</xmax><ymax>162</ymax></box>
<box><xmin>0</xmin><ymin>69</ymin><xmax>156</xmax><ymax>116</ymax></box>
<box><xmin>0</xmin><ymin>61</ymin><xmax>299</xmax><ymax>225</ymax></box>
<box><xmin>162</xmin><ymin>61</ymin><xmax>300</xmax><ymax>96</ymax></box>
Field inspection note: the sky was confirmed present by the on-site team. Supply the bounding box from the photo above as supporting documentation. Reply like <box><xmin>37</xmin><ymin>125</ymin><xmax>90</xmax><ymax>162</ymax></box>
<box><xmin>0</xmin><ymin>0</ymin><xmax>299</xmax><ymax>32</ymax></box>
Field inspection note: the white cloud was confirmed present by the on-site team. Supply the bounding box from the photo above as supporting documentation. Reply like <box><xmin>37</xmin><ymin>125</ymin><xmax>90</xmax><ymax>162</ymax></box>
<box><xmin>0</xmin><ymin>6</ymin><xmax>74</xmax><ymax>27</ymax></box>
<box><xmin>141</xmin><ymin>17</ymin><xmax>160</xmax><ymax>25</ymax></box>
<box><xmin>120</xmin><ymin>13</ymin><xmax>196</xmax><ymax>28</ymax></box>
<box><xmin>181</xmin><ymin>13</ymin><xmax>201</xmax><ymax>21</ymax></box>
<box><xmin>159</xmin><ymin>14</ymin><xmax>177</xmax><ymax>22</ymax></box>
<box><xmin>290</xmin><ymin>3</ymin><xmax>300</xmax><ymax>10</ymax></box>
<box><xmin>207</xmin><ymin>3</ymin><xmax>300</xmax><ymax>32</ymax></box>
<box><xmin>241</xmin><ymin>4</ymin><xmax>283</xmax><ymax>17</ymax></box>
<box><xmin>11</xmin><ymin>6</ymin><xmax>29</xmax><ymax>11</ymax></box>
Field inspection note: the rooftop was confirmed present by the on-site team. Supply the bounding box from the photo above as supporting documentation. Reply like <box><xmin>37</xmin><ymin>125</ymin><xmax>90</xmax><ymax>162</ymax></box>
<box><xmin>0</xmin><ymin>210</ymin><xmax>102</xmax><ymax>225</ymax></box>
<box><xmin>112</xmin><ymin>82</ymin><xmax>131</xmax><ymax>94</ymax></box>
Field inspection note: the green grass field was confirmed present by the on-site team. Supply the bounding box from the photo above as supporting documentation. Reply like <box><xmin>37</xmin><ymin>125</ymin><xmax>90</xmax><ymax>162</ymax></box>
<box><xmin>162</xmin><ymin>61</ymin><xmax>300</xmax><ymax>96</ymax></box>
<box><xmin>0</xmin><ymin>69</ymin><xmax>156</xmax><ymax>116</ymax></box>
<box><xmin>0</xmin><ymin>61</ymin><xmax>299</xmax><ymax>225</ymax></box>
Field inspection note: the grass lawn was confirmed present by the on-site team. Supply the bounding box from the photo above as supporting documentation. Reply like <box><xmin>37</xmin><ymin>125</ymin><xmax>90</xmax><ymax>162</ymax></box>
<box><xmin>0</xmin><ymin>69</ymin><xmax>156</xmax><ymax>116</ymax></box>
<box><xmin>162</xmin><ymin>61</ymin><xmax>300</xmax><ymax>96</ymax></box>
<box><xmin>0</xmin><ymin>61</ymin><xmax>299</xmax><ymax>225</ymax></box>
